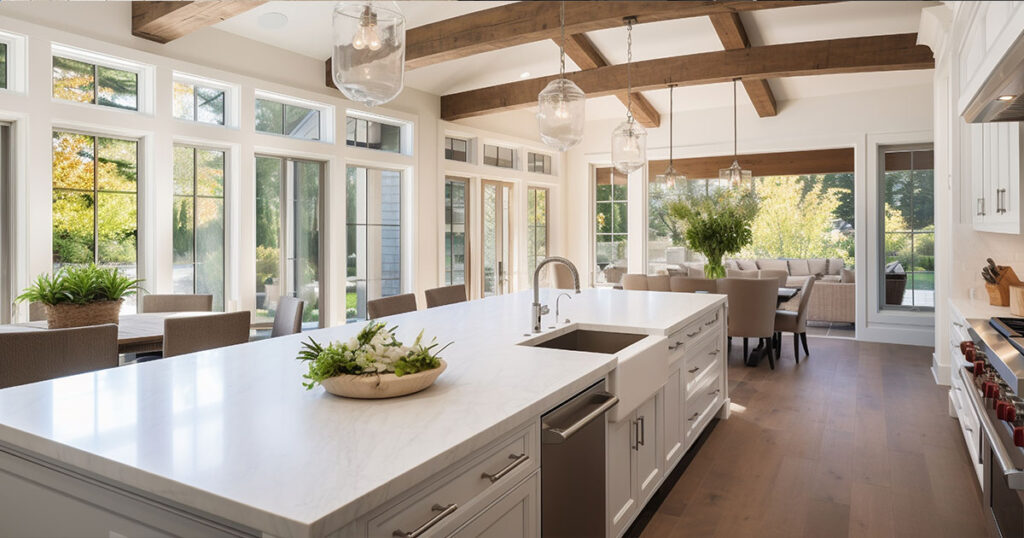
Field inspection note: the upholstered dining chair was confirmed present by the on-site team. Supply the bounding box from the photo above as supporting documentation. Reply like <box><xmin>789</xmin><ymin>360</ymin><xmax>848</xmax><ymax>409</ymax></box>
<box><xmin>141</xmin><ymin>294</ymin><xmax>213</xmax><ymax>313</ymax></box>
<box><xmin>646</xmin><ymin>275</ymin><xmax>671</xmax><ymax>291</ymax></box>
<box><xmin>726</xmin><ymin>268</ymin><xmax>758</xmax><ymax>279</ymax></box>
<box><xmin>716</xmin><ymin>277</ymin><xmax>780</xmax><ymax>369</ymax></box>
<box><xmin>163</xmin><ymin>311</ymin><xmax>250</xmax><ymax>358</ymax></box>
<box><xmin>0</xmin><ymin>324</ymin><xmax>118</xmax><ymax>389</ymax></box>
<box><xmin>758</xmin><ymin>269</ymin><xmax>789</xmax><ymax>289</ymax></box>
<box><xmin>425</xmin><ymin>285</ymin><xmax>468</xmax><ymax>308</ymax></box>
<box><xmin>367</xmin><ymin>293</ymin><xmax>418</xmax><ymax>319</ymax></box>
<box><xmin>551</xmin><ymin>263</ymin><xmax>576</xmax><ymax>290</ymax></box>
<box><xmin>271</xmin><ymin>296</ymin><xmax>304</xmax><ymax>337</ymax></box>
<box><xmin>670</xmin><ymin>276</ymin><xmax>718</xmax><ymax>293</ymax></box>
<box><xmin>621</xmin><ymin>274</ymin><xmax>649</xmax><ymax>291</ymax></box>
<box><xmin>774</xmin><ymin>275</ymin><xmax>816</xmax><ymax>363</ymax></box>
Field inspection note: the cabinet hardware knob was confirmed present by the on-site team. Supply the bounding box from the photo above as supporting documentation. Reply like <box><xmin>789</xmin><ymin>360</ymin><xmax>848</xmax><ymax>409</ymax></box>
<box><xmin>688</xmin><ymin>367</ymin><xmax>700</xmax><ymax>374</ymax></box>
<box><xmin>687</xmin><ymin>412</ymin><xmax>699</xmax><ymax>422</ymax></box>
<box><xmin>481</xmin><ymin>453</ymin><xmax>529</xmax><ymax>483</ymax></box>
<box><xmin>687</xmin><ymin>329</ymin><xmax>701</xmax><ymax>338</ymax></box>
<box><xmin>393</xmin><ymin>503</ymin><xmax>459</xmax><ymax>537</ymax></box>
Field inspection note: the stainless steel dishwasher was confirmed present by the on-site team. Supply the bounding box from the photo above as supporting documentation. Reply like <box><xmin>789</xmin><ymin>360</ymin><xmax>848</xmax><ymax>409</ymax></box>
<box><xmin>541</xmin><ymin>380</ymin><xmax>619</xmax><ymax>537</ymax></box>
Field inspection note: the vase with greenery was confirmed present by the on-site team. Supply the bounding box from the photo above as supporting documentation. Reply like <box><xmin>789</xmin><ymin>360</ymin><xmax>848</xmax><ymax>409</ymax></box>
<box><xmin>17</xmin><ymin>264</ymin><xmax>143</xmax><ymax>328</ymax></box>
<box><xmin>667</xmin><ymin>187</ymin><xmax>759</xmax><ymax>279</ymax></box>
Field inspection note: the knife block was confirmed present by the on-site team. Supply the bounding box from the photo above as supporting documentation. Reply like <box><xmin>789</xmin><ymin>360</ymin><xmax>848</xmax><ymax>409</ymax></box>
<box><xmin>986</xmin><ymin>266</ymin><xmax>1020</xmax><ymax>306</ymax></box>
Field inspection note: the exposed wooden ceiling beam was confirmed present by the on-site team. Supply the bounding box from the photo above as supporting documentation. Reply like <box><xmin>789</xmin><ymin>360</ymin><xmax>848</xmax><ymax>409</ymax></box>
<box><xmin>406</xmin><ymin>1</ymin><xmax>837</xmax><ymax>70</ymax></box>
<box><xmin>441</xmin><ymin>33</ymin><xmax>933</xmax><ymax>122</ymax></box>
<box><xmin>708</xmin><ymin>12</ymin><xmax>778</xmax><ymax>117</ymax></box>
<box><xmin>560</xmin><ymin>34</ymin><xmax>660</xmax><ymax>128</ymax></box>
<box><xmin>132</xmin><ymin>1</ymin><xmax>266</xmax><ymax>44</ymax></box>
<box><xmin>643</xmin><ymin>147</ymin><xmax>854</xmax><ymax>181</ymax></box>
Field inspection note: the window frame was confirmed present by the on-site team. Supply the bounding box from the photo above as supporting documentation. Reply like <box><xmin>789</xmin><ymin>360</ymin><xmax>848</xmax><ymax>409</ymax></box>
<box><xmin>444</xmin><ymin>176</ymin><xmax>470</xmax><ymax>287</ymax></box>
<box><xmin>345</xmin><ymin>116</ymin><xmax>402</xmax><ymax>153</ymax></box>
<box><xmin>527</xmin><ymin>152</ymin><xmax>552</xmax><ymax>175</ymax></box>
<box><xmin>483</xmin><ymin>143</ymin><xmax>516</xmax><ymax>169</ymax></box>
<box><xmin>254</xmin><ymin>90</ymin><xmax>334</xmax><ymax>143</ymax></box>
<box><xmin>172</xmin><ymin>143</ymin><xmax>228</xmax><ymax>310</ymax></box>
<box><xmin>345</xmin><ymin>164</ymin><xmax>405</xmax><ymax>322</ymax></box>
<box><xmin>444</xmin><ymin>136</ymin><xmax>471</xmax><ymax>163</ymax></box>
<box><xmin>0</xmin><ymin>30</ymin><xmax>27</xmax><ymax>94</ymax></box>
<box><xmin>172</xmin><ymin>72</ymin><xmax>237</xmax><ymax>128</ymax></box>
<box><xmin>593</xmin><ymin>166</ymin><xmax>629</xmax><ymax>287</ymax></box>
<box><xmin>0</xmin><ymin>123</ymin><xmax>10</xmax><ymax>323</ymax></box>
<box><xmin>50</xmin><ymin>43</ymin><xmax>151</xmax><ymax>113</ymax></box>
<box><xmin>526</xmin><ymin>186</ymin><xmax>549</xmax><ymax>278</ymax></box>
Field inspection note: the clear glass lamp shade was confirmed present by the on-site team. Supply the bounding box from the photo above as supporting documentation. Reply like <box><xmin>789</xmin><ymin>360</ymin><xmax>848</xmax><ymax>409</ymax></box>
<box><xmin>332</xmin><ymin>2</ymin><xmax>406</xmax><ymax>107</ymax></box>
<box><xmin>719</xmin><ymin>160</ymin><xmax>752</xmax><ymax>189</ymax></box>
<box><xmin>537</xmin><ymin>78</ymin><xmax>586</xmax><ymax>151</ymax></box>
<box><xmin>611</xmin><ymin>120</ymin><xmax>647</xmax><ymax>175</ymax></box>
<box><xmin>655</xmin><ymin>164</ymin><xmax>686</xmax><ymax>187</ymax></box>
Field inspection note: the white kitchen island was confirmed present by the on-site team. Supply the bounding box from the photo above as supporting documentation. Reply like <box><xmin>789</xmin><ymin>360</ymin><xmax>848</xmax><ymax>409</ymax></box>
<box><xmin>0</xmin><ymin>289</ymin><xmax>728</xmax><ymax>538</ymax></box>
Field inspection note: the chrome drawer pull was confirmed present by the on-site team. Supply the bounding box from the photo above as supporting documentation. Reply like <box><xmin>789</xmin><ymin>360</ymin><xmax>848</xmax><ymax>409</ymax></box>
<box><xmin>687</xmin><ymin>329</ymin><xmax>701</xmax><ymax>338</ymax></box>
<box><xmin>687</xmin><ymin>412</ymin><xmax>699</xmax><ymax>422</ymax></box>
<box><xmin>638</xmin><ymin>416</ymin><xmax>646</xmax><ymax>446</ymax></box>
<box><xmin>481</xmin><ymin>453</ymin><xmax>529</xmax><ymax>483</ymax></box>
<box><xmin>393</xmin><ymin>503</ymin><xmax>458</xmax><ymax>537</ymax></box>
<box><xmin>704</xmin><ymin>314</ymin><xmax>719</xmax><ymax>326</ymax></box>
<box><xmin>965</xmin><ymin>426</ymin><xmax>974</xmax><ymax>433</ymax></box>
<box><xmin>709</xmin><ymin>350</ymin><xmax>719</xmax><ymax>355</ymax></box>
<box><xmin>688</xmin><ymin>366</ymin><xmax>700</xmax><ymax>374</ymax></box>
<box><xmin>708</xmin><ymin>388</ymin><xmax>721</xmax><ymax>396</ymax></box>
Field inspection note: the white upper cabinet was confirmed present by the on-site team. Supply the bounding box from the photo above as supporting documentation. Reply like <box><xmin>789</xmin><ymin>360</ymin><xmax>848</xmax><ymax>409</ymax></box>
<box><xmin>957</xmin><ymin>2</ymin><xmax>1024</xmax><ymax>115</ymax></box>
<box><xmin>968</xmin><ymin>121</ymin><xmax>1024</xmax><ymax>234</ymax></box>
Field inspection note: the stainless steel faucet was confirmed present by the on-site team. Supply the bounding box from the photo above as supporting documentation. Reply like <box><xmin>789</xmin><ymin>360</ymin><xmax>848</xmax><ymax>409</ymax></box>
<box><xmin>532</xmin><ymin>256</ymin><xmax>581</xmax><ymax>333</ymax></box>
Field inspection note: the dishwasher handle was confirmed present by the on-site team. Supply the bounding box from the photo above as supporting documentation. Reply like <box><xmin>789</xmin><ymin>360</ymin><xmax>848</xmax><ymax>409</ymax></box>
<box><xmin>541</xmin><ymin>391</ymin><xmax>618</xmax><ymax>444</ymax></box>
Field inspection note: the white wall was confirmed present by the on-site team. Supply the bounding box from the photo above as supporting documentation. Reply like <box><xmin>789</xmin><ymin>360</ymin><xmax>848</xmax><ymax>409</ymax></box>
<box><xmin>0</xmin><ymin>4</ymin><xmax>565</xmax><ymax>326</ymax></box>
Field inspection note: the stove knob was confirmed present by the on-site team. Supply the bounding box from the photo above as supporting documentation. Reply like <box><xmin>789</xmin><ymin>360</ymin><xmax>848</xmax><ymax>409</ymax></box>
<box><xmin>974</xmin><ymin>361</ymin><xmax>986</xmax><ymax>376</ymax></box>
<box><xmin>1015</xmin><ymin>426</ymin><xmax>1024</xmax><ymax>448</ymax></box>
<box><xmin>1008</xmin><ymin>405</ymin><xmax>1019</xmax><ymax>423</ymax></box>
<box><xmin>965</xmin><ymin>347</ymin><xmax>976</xmax><ymax>363</ymax></box>
<box><xmin>985</xmin><ymin>382</ymin><xmax>999</xmax><ymax>398</ymax></box>
<box><xmin>961</xmin><ymin>341</ymin><xmax>976</xmax><ymax>355</ymax></box>
<box><xmin>999</xmin><ymin>400</ymin><xmax>1012</xmax><ymax>419</ymax></box>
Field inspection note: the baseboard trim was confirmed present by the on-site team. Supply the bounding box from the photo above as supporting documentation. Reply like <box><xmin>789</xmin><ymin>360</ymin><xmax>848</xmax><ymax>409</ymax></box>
<box><xmin>932</xmin><ymin>351</ymin><xmax>951</xmax><ymax>386</ymax></box>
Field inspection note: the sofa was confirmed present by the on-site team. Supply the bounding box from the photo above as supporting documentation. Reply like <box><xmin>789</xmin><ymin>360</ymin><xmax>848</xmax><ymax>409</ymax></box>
<box><xmin>665</xmin><ymin>257</ymin><xmax>855</xmax><ymax>324</ymax></box>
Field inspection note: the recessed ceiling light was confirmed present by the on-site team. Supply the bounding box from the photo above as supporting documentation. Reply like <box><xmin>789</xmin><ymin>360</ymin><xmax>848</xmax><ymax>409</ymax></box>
<box><xmin>258</xmin><ymin>12</ymin><xmax>289</xmax><ymax>30</ymax></box>
<box><xmin>520</xmin><ymin>72</ymin><xmax>531</xmax><ymax>79</ymax></box>
<box><xmin>998</xmin><ymin>94</ymin><xmax>1017</xmax><ymax>101</ymax></box>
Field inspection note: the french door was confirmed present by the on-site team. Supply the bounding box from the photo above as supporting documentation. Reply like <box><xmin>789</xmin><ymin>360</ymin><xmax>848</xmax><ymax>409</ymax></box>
<box><xmin>254</xmin><ymin>155</ymin><xmax>324</xmax><ymax>329</ymax></box>
<box><xmin>481</xmin><ymin>180</ymin><xmax>513</xmax><ymax>296</ymax></box>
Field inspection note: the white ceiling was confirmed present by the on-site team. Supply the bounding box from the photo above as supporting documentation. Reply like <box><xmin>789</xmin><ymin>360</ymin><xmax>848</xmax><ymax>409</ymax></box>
<box><xmin>215</xmin><ymin>1</ymin><xmax>936</xmax><ymax>121</ymax></box>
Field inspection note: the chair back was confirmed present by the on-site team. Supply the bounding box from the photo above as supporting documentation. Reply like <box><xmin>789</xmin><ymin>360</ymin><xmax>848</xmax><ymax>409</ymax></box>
<box><xmin>141</xmin><ymin>294</ymin><xmax>213</xmax><ymax>313</ymax></box>
<box><xmin>0</xmin><ymin>324</ymin><xmax>118</xmax><ymax>389</ymax></box>
<box><xmin>621</xmin><ymin>274</ymin><xmax>648</xmax><ymax>291</ymax></box>
<box><xmin>726</xmin><ymin>268</ymin><xmax>758</xmax><ymax>279</ymax></box>
<box><xmin>163</xmin><ymin>311</ymin><xmax>250</xmax><ymax>358</ymax></box>
<box><xmin>716</xmin><ymin>278</ymin><xmax>778</xmax><ymax>339</ymax></box>
<box><xmin>367</xmin><ymin>293</ymin><xmax>417</xmax><ymax>319</ymax></box>
<box><xmin>646</xmin><ymin>275</ymin><xmax>671</xmax><ymax>292</ymax></box>
<box><xmin>758</xmin><ymin>269</ymin><xmax>789</xmax><ymax>288</ymax></box>
<box><xmin>271</xmin><ymin>296</ymin><xmax>304</xmax><ymax>337</ymax></box>
<box><xmin>425</xmin><ymin>285</ymin><xmax>467</xmax><ymax>308</ymax></box>
<box><xmin>551</xmin><ymin>264</ymin><xmax>576</xmax><ymax>290</ymax></box>
<box><xmin>793</xmin><ymin>276</ymin><xmax>816</xmax><ymax>328</ymax></box>
<box><xmin>670</xmin><ymin>276</ymin><xmax>718</xmax><ymax>293</ymax></box>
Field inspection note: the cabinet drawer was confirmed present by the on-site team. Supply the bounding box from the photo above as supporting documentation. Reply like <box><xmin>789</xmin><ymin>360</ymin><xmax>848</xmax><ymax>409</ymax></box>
<box><xmin>683</xmin><ymin>337</ymin><xmax>722</xmax><ymax>392</ymax></box>
<box><xmin>684</xmin><ymin>374</ymin><xmax>722</xmax><ymax>438</ymax></box>
<box><xmin>366</xmin><ymin>424</ymin><xmax>539</xmax><ymax>538</ymax></box>
<box><xmin>450</xmin><ymin>471</ymin><xmax>539</xmax><ymax>538</ymax></box>
<box><xmin>668</xmin><ymin>308</ymin><xmax>723</xmax><ymax>355</ymax></box>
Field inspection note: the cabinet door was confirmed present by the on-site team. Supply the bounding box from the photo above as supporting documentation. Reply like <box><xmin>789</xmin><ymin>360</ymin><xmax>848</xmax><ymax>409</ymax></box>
<box><xmin>661</xmin><ymin>370</ymin><xmax>683</xmax><ymax>469</ymax></box>
<box><xmin>607</xmin><ymin>416</ymin><xmax>638</xmax><ymax>538</ymax></box>
<box><xmin>634</xmin><ymin>396</ymin><xmax>661</xmax><ymax>504</ymax></box>
<box><xmin>972</xmin><ymin>122</ymin><xmax>988</xmax><ymax>225</ymax></box>
<box><xmin>451</xmin><ymin>472</ymin><xmax>539</xmax><ymax>538</ymax></box>
<box><xmin>1005</xmin><ymin>123</ymin><xmax>1021</xmax><ymax>223</ymax></box>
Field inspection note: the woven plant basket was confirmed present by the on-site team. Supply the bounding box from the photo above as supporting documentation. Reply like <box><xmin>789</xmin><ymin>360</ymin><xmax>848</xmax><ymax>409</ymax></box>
<box><xmin>45</xmin><ymin>300</ymin><xmax>123</xmax><ymax>329</ymax></box>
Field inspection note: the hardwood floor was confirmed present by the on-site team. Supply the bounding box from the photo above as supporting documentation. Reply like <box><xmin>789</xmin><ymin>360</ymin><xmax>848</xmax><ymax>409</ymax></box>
<box><xmin>639</xmin><ymin>336</ymin><xmax>996</xmax><ymax>538</ymax></box>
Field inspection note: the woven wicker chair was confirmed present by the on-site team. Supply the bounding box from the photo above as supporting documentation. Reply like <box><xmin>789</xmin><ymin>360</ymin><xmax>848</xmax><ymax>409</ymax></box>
<box><xmin>163</xmin><ymin>311</ymin><xmax>250</xmax><ymax>358</ymax></box>
<box><xmin>0</xmin><ymin>324</ymin><xmax>118</xmax><ymax>389</ymax></box>
<box><xmin>367</xmin><ymin>293</ymin><xmax>417</xmax><ymax>319</ymax></box>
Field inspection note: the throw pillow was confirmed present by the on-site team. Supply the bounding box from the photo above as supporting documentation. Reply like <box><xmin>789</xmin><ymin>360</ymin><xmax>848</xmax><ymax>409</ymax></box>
<box><xmin>807</xmin><ymin>258</ymin><xmax>827</xmax><ymax>275</ymax></box>
<box><xmin>841</xmin><ymin>268</ymin><xmax>856</xmax><ymax>283</ymax></box>
<box><xmin>724</xmin><ymin>259</ymin><xmax>739</xmax><ymax>271</ymax></box>
<box><xmin>737</xmin><ymin>259</ymin><xmax>758</xmax><ymax>271</ymax></box>
<box><xmin>687</xmin><ymin>266</ymin><xmax>706</xmax><ymax>278</ymax></box>
<box><xmin>827</xmin><ymin>257</ymin><xmax>845</xmax><ymax>275</ymax></box>
<box><xmin>757</xmin><ymin>259</ymin><xmax>789</xmax><ymax>272</ymax></box>
<box><xmin>788</xmin><ymin>259</ymin><xmax>811</xmax><ymax>276</ymax></box>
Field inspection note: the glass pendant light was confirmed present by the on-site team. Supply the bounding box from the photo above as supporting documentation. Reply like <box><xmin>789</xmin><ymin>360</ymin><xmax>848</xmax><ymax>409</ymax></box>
<box><xmin>655</xmin><ymin>84</ymin><xmax>685</xmax><ymax>187</ymax></box>
<box><xmin>719</xmin><ymin>79</ymin><xmax>752</xmax><ymax>191</ymax></box>
<box><xmin>611</xmin><ymin>17</ymin><xmax>646</xmax><ymax>175</ymax></box>
<box><xmin>537</xmin><ymin>0</ymin><xmax>585</xmax><ymax>150</ymax></box>
<box><xmin>332</xmin><ymin>2</ymin><xmax>406</xmax><ymax>107</ymax></box>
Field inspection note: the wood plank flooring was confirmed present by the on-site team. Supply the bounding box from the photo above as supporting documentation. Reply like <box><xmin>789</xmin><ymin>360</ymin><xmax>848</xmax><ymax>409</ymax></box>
<box><xmin>639</xmin><ymin>336</ymin><xmax>996</xmax><ymax>538</ymax></box>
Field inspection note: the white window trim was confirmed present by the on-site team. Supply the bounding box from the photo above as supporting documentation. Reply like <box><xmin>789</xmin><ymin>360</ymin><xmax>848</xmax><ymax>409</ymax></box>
<box><xmin>172</xmin><ymin>71</ymin><xmax>240</xmax><ymax>129</ymax></box>
<box><xmin>443</xmin><ymin>134</ymin><xmax>475</xmax><ymax>164</ymax></box>
<box><xmin>254</xmin><ymin>89</ymin><xmax>335</xmax><ymax>144</ymax></box>
<box><xmin>481</xmin><ymin>141</ymin><xmax>518</xmax><ymax>170</ymax></box>
<box><xmin>346</xmin><ymin>108</ymin><xmax>413</xmax><ymax>157</ymax></box>
<box><xmin>50</xmin><ymin>42</ymin><xmax>154</xmax><ymax>115</ymax></box>
<box><xmin>0</xmin><ymin>29</ymin><xmax>27</xmax><ymax>94</ymax></box>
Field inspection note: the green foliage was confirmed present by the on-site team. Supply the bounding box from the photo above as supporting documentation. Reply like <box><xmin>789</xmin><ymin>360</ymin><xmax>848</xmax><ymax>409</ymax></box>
<box><xmin>17</xmin><ymin>264</ymin><xmax>143</xmax><ymax>306</ymax></box>
<box><xmin>296</xmin><ymin>322</ymin><xmax>450</xmax><ymax>389</ymax></box>
<box><xmin>667</xmin><ymin>187</ymin><xmax>759</xmax><ymax>279</ymax></box>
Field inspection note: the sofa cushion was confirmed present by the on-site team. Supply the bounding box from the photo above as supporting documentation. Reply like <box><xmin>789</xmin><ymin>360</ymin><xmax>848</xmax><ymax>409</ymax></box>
<box><xmin>827</xmin><ymin>258</ymin><xmax>845</xmax><ymax>275</ymax></box>
<box><xmin>757</xmin><ymin>259</ymin><xmax>789</xmax><ymax>272</ymax></box>
<box><xmin>724</xmin><ymin>259</ymin><xmax>739</xmax><ymax>271</ymax></box>
<box><xmin>736</xmin><ymin>259</ymin><xmax>758</xmax><ymax>271</ymax></box>
<box><xmin>687</xmin><ymin>266</ymin><xmax>706</xmax><ymax>278</ymax></box>
<box><xmin>841</xmin><ymin>268</ymin><xmax>856</xmax><ymax>283</ymax></box>
<box><xmin>785</xmin><ymin>276</ymin><xmax>808</xmax><ymax>288</ymax></box>
<box><xmin>821</xmin><ymin>275</ymin><xmax>842</xmax><ymax>282</ymax></box>
<box><xmin>788</xmin><ymin>259</ymin><xmax>811</xmax><ymax>276</ymax></box>
<box><xmin>807</xmin><ymin>258</ymin><xmax>827</xmax><ymax>275</ymax></box>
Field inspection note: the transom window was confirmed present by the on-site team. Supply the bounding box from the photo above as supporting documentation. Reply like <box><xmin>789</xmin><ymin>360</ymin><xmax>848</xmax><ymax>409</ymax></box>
<box><xmin>173</xmin><ymin>145</ymin><xmax>226</xmax><ymax>310</ymax></box>
<box><xmin>527</xmin><ymin>152</ymin><xmax>552</xmax><ymax>175</ymax></box>
<box><xmin>52</xmin><ymin>55</ymin><xmax>138</xmax><ymax>111</ymax></box>
<box><xmin>173</xmin><ymin>80</ymin><xmax>225</xmax><ymax>125</ymax></box>
<box><xmin>255</xmin><ymin>98</ymin><xmax>321</xmax><ymax>141</ymax></box>
<box><xmin>445</xmin><ymin>137</ymin><xmax>469</xmax><ymax>162</ymax></box>
<box><xmin>483</xmin><ymin>144</ymin><xmax>515</xmax><ymax>169</ymax></box>
<box><xmin>346</xmin><ymin>116</ymin><xmax>401</xmax><ymax>153</ymax></box>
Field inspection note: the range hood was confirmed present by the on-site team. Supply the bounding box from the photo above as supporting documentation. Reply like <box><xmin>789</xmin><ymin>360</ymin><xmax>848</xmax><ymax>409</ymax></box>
<box><xmin>963</xmin><ymin>32</ymin><xmax>1024</xmax><ymax>123</ymax></box>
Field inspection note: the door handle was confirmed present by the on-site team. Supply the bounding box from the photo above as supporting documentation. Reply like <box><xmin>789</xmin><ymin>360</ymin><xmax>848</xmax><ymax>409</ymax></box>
<box><xmin>393</xmin><ymin>503</ymin><xmax>458</xmax><ymax>537</ymax></box>
<box><xmin>637</xmin><ymin>416</ymin><xmax>645</xmax><ymax>447</ymax></box>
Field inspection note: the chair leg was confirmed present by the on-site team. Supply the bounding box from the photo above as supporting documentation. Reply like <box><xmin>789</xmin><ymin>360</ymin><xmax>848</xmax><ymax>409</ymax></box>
<box><xmin>743</xmin><ymin>338</ymin><xmax>748</xmax><ymax>359</ymax></box>
<box><xmin>793</xmin><ymin>332</ymin><xmax>800</xmax><ymax>364</ymax></box>
<box><xmin>800</xmin><ymin>332</ymin><xmax>810</xmax><ymax>356</ymax></box>
<box><xmin>728</xmin><ymin>337</ymin><xmax>732</xmax><ymax>355</ymax></box>
<box><xmin>765</xmin><ymin>338</ymin><xmax>776</xmax><ymax>370</ymax></box>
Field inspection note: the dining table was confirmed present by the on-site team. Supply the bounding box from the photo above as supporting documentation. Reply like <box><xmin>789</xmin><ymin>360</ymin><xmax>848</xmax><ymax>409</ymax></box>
<box><xmin>0</xmin><ymin>311</ymin><xmax>221</xmax><ymax>355</ymax></box>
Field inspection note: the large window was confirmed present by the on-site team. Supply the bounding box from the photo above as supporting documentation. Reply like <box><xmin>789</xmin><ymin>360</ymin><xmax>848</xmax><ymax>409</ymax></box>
<box><xmin>881</xmin><ymin>146</ymin><xmax>934</xmax><ymax>311</ymax></box>
<box><xmin>255</xmin><ymin>156</ymin><xmax>323</xmax><ymax>327</ymax></box>
<box><xmin>444</xmin><ymin>177</ymin><xmax>467</xmax><ymax>286</ymax></box>
<box><xmin>347</xmin><ymin>166</ymin><xmax>402</xmax><ymax>321</ymax></box>
<box><xmin>52</xmin><ymin>56</ymin><xmax>137</xmax><ymax>111</ymax></box>
<box><xmin>527</xmin><ymin>152</ymin><xmax>552</xmax><ymax>175</ymax></box>
<box><xmin>51</xmin><ymin>131</ymin><xmax>139</xmax><ymax>311</ymax></box>
<box><xmin>483</xmin><ymin>144</ymin><xmax>515</xmax><ymax>169</ymax></box>
<box><xmin>0</xmin><ymin>124</ymin><xmax>10</xmax><ymax>323</ymax></box>
<box><xmin>173</xmin><ymin>80</ymin><xmax>225</xmax><ymax>125</ymax></box>
<box><xmin>527</xmin><ymin>187</ymin><xmax>548</xmax><ymax>277</ymax></box>
<box><xmin>595</xmin><ymin>167</ymin><xmax>627</xmax><ymax>285</ymax></box>
<box><xmin>346</xmin><ymin>116</ymin><xmax>400</xmax><ymax>153</ymax></box>
<box><xmin>255</xmin><ymin>98</ymin><xmax>320</xmax><ymax>141</ymax></box>
<box><xmin>173</xmin><ymin>145</ymin><xmax>225</xmax><ymax>310</ymax></box>
<box><xmin>445</xmin><ymin>137</ymin><xmax>469</xmax><ymax>162</ymax></box>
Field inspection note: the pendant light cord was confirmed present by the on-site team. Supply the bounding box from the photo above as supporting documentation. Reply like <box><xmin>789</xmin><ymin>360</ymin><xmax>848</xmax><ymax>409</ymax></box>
<box><xmin>668</xmin><ymin>84</ymin><xmax>675</xmax><ymax>168</ymax></box>
<box><xmin>733</xmin><ymin>78</ymin><xmax>738</xmax><ymax>160</ymax></box>
<box><xmin>559</xmin><ymin>0</ymin><xmax>566</xmax><ymax>78</ymax></box>
<box><xmin>626</xmin><ymin>18</ymin><xmax>634</xmax><ymax>124</ymax></box>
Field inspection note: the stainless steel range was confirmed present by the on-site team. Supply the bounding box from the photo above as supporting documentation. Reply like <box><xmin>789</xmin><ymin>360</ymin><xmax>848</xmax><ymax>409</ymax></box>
<box><xmin>960</xmin><ymin>318</ymin><xmax>1024</xmax><ymax>537</ymax></box>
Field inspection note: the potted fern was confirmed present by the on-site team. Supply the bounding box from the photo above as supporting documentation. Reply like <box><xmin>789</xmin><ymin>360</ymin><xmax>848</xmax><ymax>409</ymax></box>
<box><xmin>17</xmin><ymin>265</ymin><xmax>143</xmax><ymax>328</ymax></box>
<box><xmin>667</xmin><ymin>187</ymin><xmax>759</xmax><ymax>279</ymax></box>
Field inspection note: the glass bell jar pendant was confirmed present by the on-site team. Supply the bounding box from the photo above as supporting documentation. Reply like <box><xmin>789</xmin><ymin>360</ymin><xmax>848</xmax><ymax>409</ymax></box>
<box><xmin>332</xmin><ymin>2</ymin><xmax>406</xmax><ymax>107</ymax></box>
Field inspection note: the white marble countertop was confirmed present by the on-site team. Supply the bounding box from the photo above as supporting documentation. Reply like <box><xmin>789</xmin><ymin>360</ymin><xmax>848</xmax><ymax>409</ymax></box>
<box><xmin>0</xmin><ymin>289</ymin><xmax>724</xmax><ymax>537</ymax></box>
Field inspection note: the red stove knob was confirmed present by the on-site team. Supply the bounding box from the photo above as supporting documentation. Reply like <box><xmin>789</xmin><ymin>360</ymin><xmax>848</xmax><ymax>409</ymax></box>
<box><xmin>961</xmin><ymin>341</ymin><xmax>976</xmax><ymax>354</ymax></box>
<box><xmin>1015</xmin><ymin>427</ymin><xmax>1024</xmax><ymax>448</ymax></box>
<box><xmin>985</xmin><ymin>382</ymin><xmax>999</xmax><ymax>398</ymax></box>
<box><xmin>998</xmin><ymin>400</ymin><xmax>1012</xmax><ymax>419</ymax></box>
<box><xmin>975</xmin><ymin>361</ymin><xmax>986</xmax><ymax>376</ymax></box>
<box><xmin>965</xmin><ymin>348</ymin><xmax>977</xmax><ymax>362</ymax></box>
<box><xmin>1008</xmin><ymin>405</ymin><xmax>1018</xmax><ymax>423</ymax></box>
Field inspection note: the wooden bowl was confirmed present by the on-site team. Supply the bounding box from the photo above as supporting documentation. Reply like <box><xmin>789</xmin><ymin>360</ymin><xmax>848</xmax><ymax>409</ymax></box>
<box><xmin>319</xmin><ymin>360</ymin><xmax>447</xmax><ymax>399</ymax></box>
